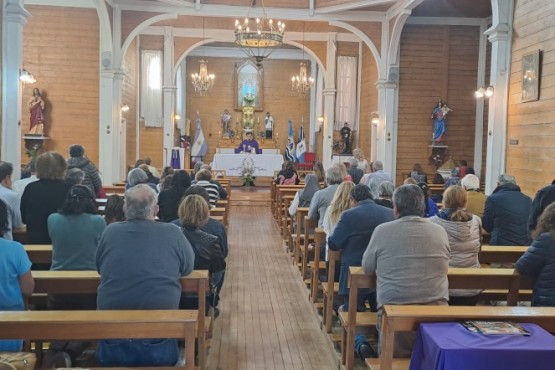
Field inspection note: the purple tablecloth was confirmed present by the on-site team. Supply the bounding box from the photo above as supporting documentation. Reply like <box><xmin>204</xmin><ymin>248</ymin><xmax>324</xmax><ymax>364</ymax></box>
<box><xmin>409</xmin><ymin>322</ymin><xmax>555</xmax><ymax>370</ymax></box>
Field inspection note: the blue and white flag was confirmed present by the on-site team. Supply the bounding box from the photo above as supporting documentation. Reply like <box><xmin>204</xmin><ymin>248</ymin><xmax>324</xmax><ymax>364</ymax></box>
<box><xmin>191</xmin><ymin>112</ymin><xmax>208</xmax><ymax>159</ymax></box>
<box><xmin>285</xmin><ymin>119</ymin><xmax>296</xmax><ymax>162</ymax></box>
<box><xmin>296</xmin><ymin>122</ymin><xmax>306</xmax><ymax>163</ymax></box>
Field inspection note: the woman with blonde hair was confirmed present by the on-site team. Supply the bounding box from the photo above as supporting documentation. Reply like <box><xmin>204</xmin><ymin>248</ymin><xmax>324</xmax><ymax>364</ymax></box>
<box><xmin>313</xmin><ymin>161</ymin><xmax>325</xmax><ymax>184</ymax></box>
<box><xmin>353</xmin><ymin>148</ymin><xmax>369</xmax><ymax>173</ymax></box>
<box><xmin>429</xmin><ymin>185</ymin><xmax>481</xmax><ymax>305</ymax></box>
<box><xmin>322</xmin><ymin>181</ymin><xmax>355</xmax><ymax>261</ymax></box>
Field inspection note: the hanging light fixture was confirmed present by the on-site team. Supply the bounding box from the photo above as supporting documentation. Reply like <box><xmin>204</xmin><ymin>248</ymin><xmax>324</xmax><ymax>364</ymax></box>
<box><xmin>191</xmin><ymin>17</ymin><xmax>215</xmax><ymax>96</ymax></box>
<box><xmin>234</xmin><ymin>0</ymin><xmax>285</xmax><ymax>65</ymax></box>
<box><xmin>291</xmin><ymin>23</ymin><xmax>314</xmax><ymax>96</ymax></box>
<box><xmin>19</xmin><ymin>68</ymin><xmax>36</xmax><ymax>84</ymax></box>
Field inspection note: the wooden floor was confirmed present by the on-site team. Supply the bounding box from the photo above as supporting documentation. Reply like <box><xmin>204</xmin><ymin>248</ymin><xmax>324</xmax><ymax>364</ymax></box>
<box><xmin>207</xmin><ymin>188</ymin><xmax>337</xmax><ymax>370</ymax></box>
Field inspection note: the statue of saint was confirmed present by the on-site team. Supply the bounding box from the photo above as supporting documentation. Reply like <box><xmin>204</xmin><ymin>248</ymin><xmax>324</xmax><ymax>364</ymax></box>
<box><xmin>28</xmin><ymin>88</ymin><xmax>46</xmax><ymax>135</ymax></box>
<box><xmin>264</xmin><ymin>112</ymin><xmax>274</xmax><ymax>139</ymax></box>
<box><xmin>431</xmin><ymin>99</ymin><xmax>452</xmax><ymax>144</ymax></box>
<box><xmin>221</xmin><ymin>109</ymin><xmax>232</xmax><ymax>135</ymax></box>
<box><xmin>340</xmin><ymin>122</ymin><xmax>352</xmax><ymax>154</ymax></box>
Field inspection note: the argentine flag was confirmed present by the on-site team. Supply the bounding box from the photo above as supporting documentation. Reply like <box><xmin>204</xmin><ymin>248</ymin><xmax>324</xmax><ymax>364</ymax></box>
<box><xmin>296</xmin><ymin>123</ymin><xmax>306</xmax><ymax>163</ymax></box>
<box><xmin>285</xmin><ymin>119</ymin><xmax>296</xmax><ymax>162</ymax></box>
<box><xmin>191</xmin><ymin>112</ymin><xmax>208</xmax><ymax>159</ymax></box>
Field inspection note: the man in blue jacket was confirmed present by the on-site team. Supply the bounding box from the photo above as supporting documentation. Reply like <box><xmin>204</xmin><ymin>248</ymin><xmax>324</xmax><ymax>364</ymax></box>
<box><xmin>328</xmin><ymin>184</ymin><xmax>393</xmax><ymax>358</ymax></box>
<box><xmin>483</xmin><ymin>174</ymin><xmax>532</xmax><ymax>246</ymax></box>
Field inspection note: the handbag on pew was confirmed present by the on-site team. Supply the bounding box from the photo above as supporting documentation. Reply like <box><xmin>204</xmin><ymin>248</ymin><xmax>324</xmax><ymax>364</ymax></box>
<box><xmin>0</xmin><ymin>352</ymin><xmax>36</xmax><ymax>370</ymax></box>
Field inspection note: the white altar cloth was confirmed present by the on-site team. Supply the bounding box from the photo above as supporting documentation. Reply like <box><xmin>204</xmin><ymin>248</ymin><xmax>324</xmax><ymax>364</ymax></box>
<box><xmin>211</xmin><ymin>153</ymin><xmax>284</xmax><ymax>177</ymax></box>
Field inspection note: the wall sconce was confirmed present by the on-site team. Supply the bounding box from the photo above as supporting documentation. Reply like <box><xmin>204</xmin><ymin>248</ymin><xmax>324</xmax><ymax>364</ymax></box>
<box><xmin>371</xmin><ymin>112</ymin><xmax>379</xmax><ymax>125</ymax></box>
<box><xmin>174</xmin><ymin>114</ymin><xmax>181</xmax><ymax>121</ymax></box>
<box><xmin>475</xmin><ymin>86</ymin><xmax>494</xmax><ymax>98</ymax></box>
<box><xmin>316</xmin><ymin>116</ymin><xmax>324</xmax><ymax>132</ymax></box>
<box><xmin>19</xmin><ymin>68</ymin><xmax>36</xmax><ymax>84</ymax></box>
<box><xmin>121</xmin><ymin>104</ymin><xmax>130</xmax><ymax>112</ymax></box>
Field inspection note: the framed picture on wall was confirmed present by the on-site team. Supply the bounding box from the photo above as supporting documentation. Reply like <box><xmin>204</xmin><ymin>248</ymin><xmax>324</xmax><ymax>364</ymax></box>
<box><xmin>521</xmin><ymin>50</ymin><xmax>541</xmax><ymax>102</ymax></box>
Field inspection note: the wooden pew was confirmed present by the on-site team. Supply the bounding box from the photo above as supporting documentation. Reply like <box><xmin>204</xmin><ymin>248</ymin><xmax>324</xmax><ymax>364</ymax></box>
<box><xmin>368</xmin><ymin>305</ymin><xmax>555</xmax><ymax>370</ymax></box>
<box><xmin>103</xmin><ymin>185</ymin><xmax>126</xmax><ymax>195</ymax></box>
<box><xmin>292</xmin><ymin>208</ymin><xmax>309</xmax><ymax>264</ymax></box>
<box><xmin>342</xmin><ymin>266</ymin><xmax>529</xmax><ymax>370</ymax></box>
<box><xmin>0</xmin><ymin>310</ymin><xmax>197</xmax><ymax>370</ymax></box>
<box><xmin>479</xmin><ymin>245</ymin><xmax>527</xmax><ymax>264</ymax></box>
<box><xmin>30</xmin><ymin>269</ymin><xmax>211</xmax><ymax>370</ymax></box>
<box><xmin>323</xmin><ymin>249</ymin><xmax>341</xmax><ymax>334</ymax></box>
<box><xmin>210</xmin><ymin>207</ymin><xmax>228</xmax><ymax>228</ymax></box>
<box><xmin>300</xmin><ymin>216</ymin><xmax>317</xmax><ymax>280</ymax></box>
<box><xmin>310</xmin><ymin>228</ymin><xmax>326</xmax><ymax>305</ymax></box>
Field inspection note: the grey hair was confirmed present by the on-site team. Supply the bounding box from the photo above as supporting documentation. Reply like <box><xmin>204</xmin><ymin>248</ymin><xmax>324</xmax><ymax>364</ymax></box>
<box><xmin>372</xmin><ymin>161</ymin><xmax>383</xmax><ymax>171</ymax></box>
<box><xmin>127</xmin><ymin>168</ymin><xmax>148</xmax><ymax>187</ymax></box>
<box><xmin>326</xmin><ymin>166</ymin><xmax>344</xmax><ymax>185</ymax></box>
<box><xmin>66</xmin><ymin>168</ymin><xmax>85</xmax><ymax>186</ymax></box>
<box><xmin>393</xmin><ymin>184</ymin><xmax>425</xmax><ymax>216</ymax></box>
<box><xmin>124</xmin><ymin>184</ymin><xmax>157</xmax><ymax>220</ymax></box>
<box><xmin>379</xmin><ymin>181</ymin><xmax>394</xmax><ymax>197</ymax></box>
<box><xmin>461</xmin><ymin>174</ymin><xmax>480</xmax><ymax>191</ymax></box>
<box><xmin>349</xmin><ymin>158</ymin><xmax>358</xmax><ymax>168</ymax></box>
<box><xmin>367</xmin><ymin>178</ymin><xmax>381</xmax><ymax>199</ymax></box>
<box><xmin>498</xmin><ymin>174</ymin><xmax>516</xmax><ymax>186</ymax></box>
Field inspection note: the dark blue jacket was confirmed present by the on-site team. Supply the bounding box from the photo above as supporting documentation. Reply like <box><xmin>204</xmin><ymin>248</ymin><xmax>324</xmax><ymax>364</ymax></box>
<box><xmin>482</xmin><ymin>184</ymin><xmax>532</xmax><ymax>246</ymax></box>
<box><xmin>328</xmin><ymin>199</ymin><xmax>394</xmax><ymax>295</ymax></box>
<box><xmin>528</xmin><ymin>184</ymin><xmax>555</xmax><ymax>235</ymax></box>
<box><xmin>516</xmin><ymin>232</ymin><xmax>555</xmax><ymax>307</ymax></box>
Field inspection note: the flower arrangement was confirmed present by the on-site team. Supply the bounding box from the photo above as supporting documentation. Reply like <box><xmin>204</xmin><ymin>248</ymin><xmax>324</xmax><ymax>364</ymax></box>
<box><xmin>430</xmin><ymin>152</ymin><xmax>443</xmax><ymax>168</ymax></box>
<box><xmin>239</xmin><ymin>158</ymin><xmax>256</xmax><ymax>186</ymax></box>
<box><xmin>243</xmin><ymin>93</ymin><xmax>255</xmax><ymax>105</ymax></box>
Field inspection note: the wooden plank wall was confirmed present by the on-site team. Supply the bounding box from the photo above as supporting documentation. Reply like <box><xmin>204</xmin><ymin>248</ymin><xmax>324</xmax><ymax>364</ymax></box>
<box><xmin>506</xmin><ymin>0</ymin><xmax>555</xmax><ymax>196</ymax></box>
<box><xmin>22</xmin><ymin>6</ymin><xmax>100</xmax><ymax>165</ymax></box>
<box><xmin>396</xmin><ymin>25</ymin><xmax>480</xmax><ymax>184</ymax></box>
<box><xmin>185</xmin><ymin>57</ymin><xmax>311</xmax><ymax>164</ymax></box>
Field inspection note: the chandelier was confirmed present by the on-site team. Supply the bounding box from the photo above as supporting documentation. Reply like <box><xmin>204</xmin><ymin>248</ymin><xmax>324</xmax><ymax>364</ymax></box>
<box><xmin>191</xmin><ymin>18</ymin><xmax>215</xmax><ymax>96</ymax></box>
<box><xmin>191</xmin><ymin>60</ymin><xmax>215</xmax><ymax>96</ymax></box>
<box><xmin>234</xmin><ymin>0</ymin><xmax>285</xmax><ymax>65</ymax></box>
<box><xmin>291</xmin><ymin>62</ymin><xmax>314</xmax><ymax>96</ymax></box>
<box><xmin>291</xmin><ymin>24</ymin><xmax>314</xmax><ymax>96</ymax></box>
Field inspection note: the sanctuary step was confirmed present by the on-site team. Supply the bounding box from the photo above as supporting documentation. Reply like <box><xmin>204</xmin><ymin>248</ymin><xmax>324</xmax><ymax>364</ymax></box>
<box><xmin>229</xmin><ymin>187</ymin><xmax>271</xmax><ymax>207</ymax></box>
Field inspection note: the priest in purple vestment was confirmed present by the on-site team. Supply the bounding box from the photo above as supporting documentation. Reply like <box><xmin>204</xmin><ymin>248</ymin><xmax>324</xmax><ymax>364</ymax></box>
<box><xmin>235</xmin><ymin>132</ymin><xmax>260</xmax><ymax>154</ymax></box>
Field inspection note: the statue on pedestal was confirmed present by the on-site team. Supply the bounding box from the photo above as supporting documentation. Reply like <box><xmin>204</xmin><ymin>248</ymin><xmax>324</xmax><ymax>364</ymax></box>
<box><xmin>28</xmin><ymin>88</ymin><xmax>46</xmax><ymax>136</ymax></box>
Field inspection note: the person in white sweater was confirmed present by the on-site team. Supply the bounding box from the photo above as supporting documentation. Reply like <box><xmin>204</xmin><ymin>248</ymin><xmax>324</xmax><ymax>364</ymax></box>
<box><xmin>429</xmin><ymin>185</ymin><xmax>482</xmax><ymax>305</ymax></box>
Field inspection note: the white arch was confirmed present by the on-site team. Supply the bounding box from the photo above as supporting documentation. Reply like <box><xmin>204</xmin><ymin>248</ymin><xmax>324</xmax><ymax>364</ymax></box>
<box><xmin>387</xmin><ymin>10</ymin><xmax>411</xmax><ymax>68</ymax></box>
<box><xmin>173</xmin><ymin>38</ymin><xmax>327</xmax><ymax>84</ymax></box>
<box><xmin>329</xmin><ymin>20</ymin><xmax>382</xmax><ymax>78</ymax></box>
<box><xmin>120</xmin><ymin>13</ymin><xmax>178</xmax><ymax>69</ymax></box>
<box><xmin>92</xmin><ymin>0</ymin><xmax>112</xmax><ymax>53</ymax></box>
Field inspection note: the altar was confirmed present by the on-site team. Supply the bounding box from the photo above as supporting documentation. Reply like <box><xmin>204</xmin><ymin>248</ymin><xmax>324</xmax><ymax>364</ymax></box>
<box><xmin>211</xmin><ymin>153</ymin><xmax>283</xmax><ymax>177</ymax></box>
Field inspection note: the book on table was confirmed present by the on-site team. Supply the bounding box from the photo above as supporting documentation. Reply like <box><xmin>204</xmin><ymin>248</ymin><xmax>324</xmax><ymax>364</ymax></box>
<box><xmin>461</xmin><ymin>321</ymin><xmax>530</xmax><ymax>335</ymax></box>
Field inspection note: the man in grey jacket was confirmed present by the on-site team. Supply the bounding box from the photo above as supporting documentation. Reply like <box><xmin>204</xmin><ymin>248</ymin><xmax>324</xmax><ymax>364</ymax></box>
<box><xmin>362</xmin><ymin>184</ymin><xmax>450</xmax><ymax>356</ymax></box>
<box><xmin>308</xmin><ymin>166</ymin><xmax>343</xmax><ymax>228</ymax></box>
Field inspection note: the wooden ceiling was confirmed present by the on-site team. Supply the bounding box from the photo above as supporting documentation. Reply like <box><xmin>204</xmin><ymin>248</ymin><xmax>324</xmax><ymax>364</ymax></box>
<box><xmin>119</xmin><ymin>0</ymin><xmax>492</xmax><ymax>19</ymax></box>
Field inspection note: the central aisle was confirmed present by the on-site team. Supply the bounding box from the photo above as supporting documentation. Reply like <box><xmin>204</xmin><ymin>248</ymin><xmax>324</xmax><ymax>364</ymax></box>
<box><xmin>207</xmin><ymin>189</ymin><xmax>336</xmax><ymax>370</ymax></box>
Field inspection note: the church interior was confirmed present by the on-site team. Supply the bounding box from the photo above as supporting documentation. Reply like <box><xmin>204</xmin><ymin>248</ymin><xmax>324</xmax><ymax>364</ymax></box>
<box><xmin>2</xmin><ymin>0</ymin><xmax>555</xmax><ymax>369</ymax></box>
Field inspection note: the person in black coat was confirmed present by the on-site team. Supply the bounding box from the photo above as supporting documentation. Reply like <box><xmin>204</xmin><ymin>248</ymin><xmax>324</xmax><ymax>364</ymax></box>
<box><xmin>517</xmin><ymin>203</ymin><xmax>555</xmax><ymax>307</ymax></box>
<box><xmin>21</xmin><ymin>152</ymin><xmax>71</xmax><ymax>244</ymax></box>
<box><xmin>483</xmin><ymin>174</ymin><xmax>532</xmax><ymax>246</ymax></box>
<box><xmin>528</xmin><ymin>183</ymin><xmax>555</xmax><ymax>237</ymax></box>
<box><xmin>157</xmin><ymin>170</ymin><xmax>191</xmax><ymax>222</ymax></box>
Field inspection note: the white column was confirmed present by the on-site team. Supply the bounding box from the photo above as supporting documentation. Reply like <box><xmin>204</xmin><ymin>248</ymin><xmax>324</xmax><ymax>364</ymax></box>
<box><xmin>473</xmin><ymin>21</ymin><xmax>488</xmax><ymax>180</ymax></box>
<box><xmin>322</xmin><ymin>33</ymin><xmax>337</xmax><ymax>170</ymax></box>
<box><xmin>484</xmin><ymin>0</ymin><xmax>514</xmax><ymax>194</ymax></box>
<box><xmin>98</xmin><ymin>70</ymin><xmax>117</xmax><ymax>185</ymax></box>
<box><xmin>1</xmin><ymin>0</ymin><xmax>30</xmax><ymax>179</ymax></box>
<box><xmin>375</xmin><ymin>78</ymin><xmax>398</xmax><ymax>184</ymax></box>
<box><xmin>308</xmin><ymin>61</ymin><xmax>317</xmax><ymax>152</ymax></box>
<box><xmin>162</xmin><ymin>27</ymin><xmax>176</xmax><ymax>166</ymax></box>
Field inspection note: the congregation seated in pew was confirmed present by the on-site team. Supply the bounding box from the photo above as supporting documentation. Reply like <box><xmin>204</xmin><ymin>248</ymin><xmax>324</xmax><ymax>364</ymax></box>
<box><xmin>0</xmin><ymin>199</ymin><xmax>34</xmax><ymax>352</ymax></box>
<box><xmin>95</xmin><ymin>184</ymin><xmax>195</xmax><ymax>366</ymax></box>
